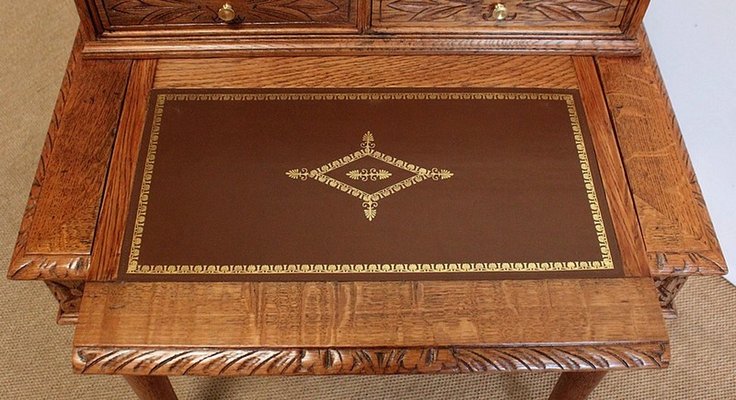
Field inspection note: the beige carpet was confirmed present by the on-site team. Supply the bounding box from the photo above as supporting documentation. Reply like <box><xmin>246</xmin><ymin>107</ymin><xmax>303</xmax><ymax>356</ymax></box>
<box><xmin>1</xmin><ymin>2</ymin><xmax>735</xmax><ymax>399</ymax></box>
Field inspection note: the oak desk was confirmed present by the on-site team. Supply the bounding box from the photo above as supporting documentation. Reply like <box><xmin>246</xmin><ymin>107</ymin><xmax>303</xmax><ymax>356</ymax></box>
<box><xmin>6</xmin><ymin>22</ymin><xmax>726</xmax><ymax>400</ymax></box>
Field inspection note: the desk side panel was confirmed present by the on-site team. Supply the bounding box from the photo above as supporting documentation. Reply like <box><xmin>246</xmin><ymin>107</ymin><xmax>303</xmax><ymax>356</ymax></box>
<box><xmin>597</xmin><ymin>32</ymin><xmax>727</xmax><ymax>277</ymax></box>
<box><xmin>7</xmin><ymin>27</ymin><xmax>131</xmax><ymax>281</ymax></box>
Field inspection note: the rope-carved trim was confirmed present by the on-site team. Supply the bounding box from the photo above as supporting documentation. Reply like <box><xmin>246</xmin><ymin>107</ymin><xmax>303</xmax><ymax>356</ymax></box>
<box><xmin>73</xmin><ymin>343</ymin><xmax>669</xmax><ymax>375</ymax></box>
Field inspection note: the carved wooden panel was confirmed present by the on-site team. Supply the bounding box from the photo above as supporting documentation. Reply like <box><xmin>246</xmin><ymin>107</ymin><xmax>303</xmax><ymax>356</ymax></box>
<box><xmin>74</xmin><ymin>343</ymin><xmax>668</xmax><ymax>375</ymax></box>
<box><xmin>45</xmin><ymin>280</ymin><xmax>85</xmax><ymax>325</ymax></box>
<box><xmin>375</xmin><ymin>0</ymin><xmax>629</xmax><ymax>28</ymax></box>
<box><xmin>101</xmin><ymin>0</ymin><xmax>355</xmax><ymax>27</ymax></box>
<box><xmin>654</xmin><ymin>275</ymin><xmax>688</xmax><ymax>319</ymax></box>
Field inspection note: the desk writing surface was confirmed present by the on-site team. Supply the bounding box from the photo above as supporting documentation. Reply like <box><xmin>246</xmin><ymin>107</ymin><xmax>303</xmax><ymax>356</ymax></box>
<box><xmin>119</xmin><ymin>88</ymin><xmax>623</xmax><ymax>281</ymax></box>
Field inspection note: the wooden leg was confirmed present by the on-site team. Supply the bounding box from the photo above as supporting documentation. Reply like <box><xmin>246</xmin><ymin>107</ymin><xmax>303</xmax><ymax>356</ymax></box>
<box><xmin>124</xmin><ymin>375</ymin><xmax>178</xmax><ymax>400</ymax></box>
<box><xmin>548</xmin><ymin>371</ymin><xmax>606</xmax><ymax>400</ymax></box>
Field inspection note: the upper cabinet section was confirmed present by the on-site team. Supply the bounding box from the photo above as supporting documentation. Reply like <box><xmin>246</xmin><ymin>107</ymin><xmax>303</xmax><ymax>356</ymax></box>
<box><xmin>76</xmin><ymin>0</ymin><xmax>650</xmax><ymax>56</ymax></box>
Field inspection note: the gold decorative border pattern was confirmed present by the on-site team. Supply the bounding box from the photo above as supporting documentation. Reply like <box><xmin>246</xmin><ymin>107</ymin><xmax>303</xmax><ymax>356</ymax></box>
<box><xmin>127</xmin><ymin>92</ymin><xmax>614</xmax><ymax>275</ymax></box>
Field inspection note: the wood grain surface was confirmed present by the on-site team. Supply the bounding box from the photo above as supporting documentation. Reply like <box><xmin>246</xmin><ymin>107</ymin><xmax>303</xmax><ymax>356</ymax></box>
<box><xmin>74</xmin><ymin>279</ymin><xmax>666</xmax><ymax>346</ymax></box>
<box><xmin>7</xmin><ymin>27</ymin><xmax>131</xmax><ymax>281</ymax></box>
<box><xmin>73</xmin><ymin>279</ymin><xmax>668</xmax><ymax>375</ymax></box>
<box><xmin>90</xmin><ymin>60</ymin><xmax>157</xmax><ymax>282</ymax></box>
<box><xmin>597</xmin><ymin>32</ymin><xmax>727</xmax><ymax>277</ymax></box>
<box><xmin>154</xmin><ymin>55</ymin><xmax>579</xmax><ymax>89</ymax></box>
<box><xmin>81</xmin><ymin>35</ymin><xmax>643</xmax><ymax>58</ymax></box>
<box><xmin>573</xmin><ymin>56</ymin><xmax>649</xmax><ymax>277</ymax></box>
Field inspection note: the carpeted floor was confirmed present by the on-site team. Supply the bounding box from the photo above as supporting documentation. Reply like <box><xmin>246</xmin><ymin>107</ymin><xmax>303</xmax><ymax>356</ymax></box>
<box><xmin>1</xmin><ymin>2</ymin><xmax>735</xmax><ymax>399</ymax></box>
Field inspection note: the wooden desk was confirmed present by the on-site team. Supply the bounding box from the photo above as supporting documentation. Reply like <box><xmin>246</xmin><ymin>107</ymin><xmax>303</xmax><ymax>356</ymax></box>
<box><xmin>6</xmin><ymin>31</ymin><xmax>725</xmax><ymax>399</ymax></box>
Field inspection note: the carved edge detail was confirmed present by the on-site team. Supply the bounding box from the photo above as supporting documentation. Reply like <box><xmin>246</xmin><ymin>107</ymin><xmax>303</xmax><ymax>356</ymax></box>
<box><xmin>9</xmin><ymin>255</ymin><xmax>89</xmax><ymax>280</ymax></box>
<box><xmin>45</xmin><ymin>280</ymin><xmax>85</xmax><ymax>325</ymax></box>
<box><xmin>640</xmin><ymin>33</ymin><xmax>726</xmax><ymax>277</ymax></box>
<box><xmin>652</xmin><ymin>251</ymin><xmax>726</xmax><ymax>277</ymax></box>
<box><xmin>598</xmin><ymin>31</ymin><xmax>727</xmax><ymax>277</ymax></box>
<box><xmin>7</xmin><ymin>27</ymin><xmax>91</xmax><ymax>281</ymax></box>
<box><xmin>654</xmin><ymin>275</ymin><xmax>688</xmax><ymax>319</ymax></box>
<box><xmin>73</xmin><ymin>343</ymin><xmax>669</xmax><ymax>375</ymax></box>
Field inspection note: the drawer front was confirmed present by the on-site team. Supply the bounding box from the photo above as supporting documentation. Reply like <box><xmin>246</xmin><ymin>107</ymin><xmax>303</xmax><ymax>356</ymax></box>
<box><xmin>100</xmin><ymin>0</ymin><xmax>356</xmax><ymax>29</ymax></box>
<box><xmin>373</xmin><ymin>0</ymin><xmax>631</xmax><ymax>32</ymax></box>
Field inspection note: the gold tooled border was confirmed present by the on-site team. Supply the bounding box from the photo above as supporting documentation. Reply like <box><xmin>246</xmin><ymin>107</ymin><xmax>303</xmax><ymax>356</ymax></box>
<box><xmin>127</xmin><ymin>92</ymin><xmax>614</xmax><ymax>275</ymax></box>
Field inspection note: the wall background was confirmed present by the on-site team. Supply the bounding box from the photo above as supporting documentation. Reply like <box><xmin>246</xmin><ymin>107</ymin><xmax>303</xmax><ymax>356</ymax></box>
<box><xmin>645</xmin><ymin>1</ymin><xmax>736</xmax><ymax>284</ymax></box>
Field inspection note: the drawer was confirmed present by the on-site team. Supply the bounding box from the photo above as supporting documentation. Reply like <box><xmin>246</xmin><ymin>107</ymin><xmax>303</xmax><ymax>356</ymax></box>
<box><xmin>373</xmin><ymin>0</ymin><xmax>631</xmax><ymax>32</ymax></box>
<box><xmin>97</xmin><ymin>0</ymin><xmax>357</xmax><ymax>31</ymax></box>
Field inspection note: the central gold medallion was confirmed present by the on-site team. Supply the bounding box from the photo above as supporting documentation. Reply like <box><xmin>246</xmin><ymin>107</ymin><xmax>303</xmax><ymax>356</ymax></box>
<box><xmin>286</xmin><ymin>132</ymin><xmax>453</xmax><ymax>221</ymax></box>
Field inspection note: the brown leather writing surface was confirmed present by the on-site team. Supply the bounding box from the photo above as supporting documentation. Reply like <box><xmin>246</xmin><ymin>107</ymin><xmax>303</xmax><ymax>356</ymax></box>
<box><xmin>118</xmin><ymin>89</ymin><xmax>623</xmax><ymax>281</ymax></box>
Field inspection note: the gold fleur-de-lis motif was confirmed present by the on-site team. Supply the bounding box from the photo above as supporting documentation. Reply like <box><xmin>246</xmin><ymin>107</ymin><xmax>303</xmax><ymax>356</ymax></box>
<box><xmin>427</xmin><ymin>168</ymin><xmax>453</xmax><ymax>180</ymax></box>
<box><xmin>286</xmin><ymin>132</ymin><xmax>453</xmax><ymax>221</ymax></box>
<box><xmin>347</xmin><ymin>168</ymin><xmax>392</xmax><ymax>181</ymax></box>
<box><xmin>285</xmin><ymin>168</ymin><xmax>309</xmax><ymax>180</ymax></box>
<box><xmin>362</xmin><ymin>201</ymin><xmax>377</xmax><ymax>221</ymax></box>
<box><xmin>361</xmin><ymin>131</ymin><xmax>375</xmax><ymax>150</ymax></box>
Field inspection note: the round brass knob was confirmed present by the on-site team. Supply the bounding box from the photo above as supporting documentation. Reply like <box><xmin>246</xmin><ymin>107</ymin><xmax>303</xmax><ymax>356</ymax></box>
<box><xmin>217</xmin><ymin>3</ymin><xmax>236</xmax><ymax>22</ymax></box>
<box><xmin>491</xmin><ymin>3</ymin><xmax>508</xmax><ymax>21</ymax></box>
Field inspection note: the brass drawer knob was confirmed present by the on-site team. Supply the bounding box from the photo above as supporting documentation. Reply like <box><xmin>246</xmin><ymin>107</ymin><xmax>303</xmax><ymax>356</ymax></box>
<box><xmin>491</xmin><ymin>3</ymin><xmax>509</xmax><ymax>20</ymax></box>
<box><xmin>482</xmin><ymin>3</ymin><xmax>513</xmax><ymax>21</ymax></box>
<box><xmin>217</xmin><ymin>3</ymin><xmax>237</xmax><ymax>22</ymax></box>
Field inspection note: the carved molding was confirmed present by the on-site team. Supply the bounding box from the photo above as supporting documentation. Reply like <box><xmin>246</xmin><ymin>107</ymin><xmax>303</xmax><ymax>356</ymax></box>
<box><xmin>517</xmin><ymin>0</ymin><xmax>617</xmax><ymax>21</ymax></box>
<box><xmin>74</xmin><ymin>343</ymin><xmax>668</xmax><ymax>375</ymax></box>
<box><xmin>105</xmin><ymin>0</ymin><xmax>350</xmax><ymax>26</ymax></box>
<box><xmin>653</xmin><ymin>251</ymin><xmax>727</xmax><ymax>276</ymax></box>
<box><xmin>45</xmin><ymin>280</ymin><xmax>85</xmax><ymax>325</ymax></box>
<box><xmin>654</xmin><ymin>275</ymin><xmax>688</xmax><ymax>319</ymax></box>
<box><xmin>9</xmin><ymin>255</ymin><xmax>89</xmax><ymax>280</ymax></box>
<box><xmin>8</xmin><ymin>29</ymin><xmax>91</xmax><ymax>282</ymax></box>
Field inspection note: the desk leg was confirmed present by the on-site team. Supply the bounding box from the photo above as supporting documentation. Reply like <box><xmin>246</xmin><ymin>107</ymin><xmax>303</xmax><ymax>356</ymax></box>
<box><xmin>548</xmin><ymin>371</ymin><xmax>606</xmax><ymax>400</ymax></box>
<box><xmin>124</xmin><ymin>376</ymin><xmax>178</xmax><ymax>400</ymax></box>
